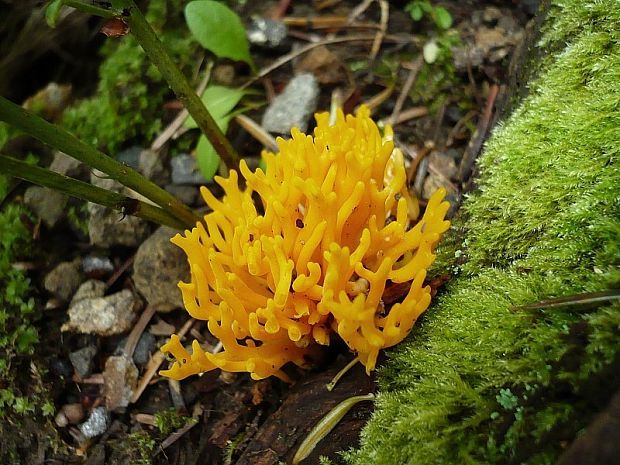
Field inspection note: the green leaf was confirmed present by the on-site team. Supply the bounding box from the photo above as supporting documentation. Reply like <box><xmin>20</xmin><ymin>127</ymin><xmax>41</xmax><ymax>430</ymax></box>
<box><xmin>45</xmin><ymin>0</ymin><xmax>64</xmax><ymax>28</ymax></box>
<box><xmin>405</xmin><ymin>2</ymin><xmax>424</xmax><ymax>21</ymax></box>
<box><xmin>42</xmin><ymin>401</ymin><xmax>55</xmax><ymax>417</ymax></box>
<box><xmin>185</xmin><ymin>85</ymin><xmax>245</xmax><ymax>129</ymax></box>
<box><xmin>433</xmin><ymin>7</ymin><xmax>453</xmax><ymax>29</ymax></box>
<box><xmin>0</xmin><ymin>389</ymin><xmax>15</xmax><ymax>407</ymax></box>
<box><xmin>185</xmin><ymin>0</ymin><xmax>254</xmax><ymax>67</ymax></box>
<box><xmin>195</xmin><ymin>115</ymin><xmax>232</xmax><ymax>180</ymax></box>
<box><xmin>14</xmin><ymin>396</ymin><xmax>35</xmax><ymax>414</ymax></box>
<box><xmin>16</xmin><ymin>326</ymin><xmax>38</xmax><ymax>353</ymax></box>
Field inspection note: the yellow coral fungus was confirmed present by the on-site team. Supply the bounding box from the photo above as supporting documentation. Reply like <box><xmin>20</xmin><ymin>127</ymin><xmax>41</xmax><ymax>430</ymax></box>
<box><xmin>160</xmin><ymin>105</ymin><xmax>450</xmax><ymax>381</ymax></box>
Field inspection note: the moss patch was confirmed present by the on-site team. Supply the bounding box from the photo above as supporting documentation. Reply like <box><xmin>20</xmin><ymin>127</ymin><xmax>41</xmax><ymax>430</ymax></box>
<box><xmin>61</xmin><ymin>0</ymin><xmax>197</xmax><ymax>154</ymax></box>
<box><xmin>346</xmin><ymin>0</ymin><xmax>620</xmax><ymax>463</ymax></box>
<box><xmin>0</xmin><ymin>204</ymin><xmax>63</xmax><ymax>464</ymax></box>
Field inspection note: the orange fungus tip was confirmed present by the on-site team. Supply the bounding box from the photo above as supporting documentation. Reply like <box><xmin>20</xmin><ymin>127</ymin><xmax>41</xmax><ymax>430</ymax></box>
<box><xmin>160</xmin><ymin>105</ymin><xmax>450</xmax><ymax>380</ymax></box>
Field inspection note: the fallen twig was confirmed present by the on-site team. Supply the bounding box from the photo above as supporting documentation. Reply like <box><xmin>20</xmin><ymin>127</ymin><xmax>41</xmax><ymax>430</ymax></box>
<box><xmin>458</xmin><ymin>83</ymin><xmax>501</xmax><ymax>185</ymax></box>
<box><xmin>370</xmin><ymin>0</ymin><xmax>389</xmax><ymax>61</ymax></box>
<box><xmin>364</xmin><ymin>84</ymin><xmax>395</xmax><ymax>112</ymax></box>
<box><xmin>241</xmin><ymin>34</ymin><xmax>410</xmax><ymax>89</ymax></box>
<box><xmin>389</xmin><ymin>56</ymin><xmax>424</xmax><ymax>125</ymax></box>
<box><xmin>384</xmin><ymin>105</ymin><xmax>428</xmax><ymax>127</ymax></box>
<box><xmin>124</xmin><ymin>305</ymin><xmax>157</xmax><ymax>359</ymax></box>
<box><xmin>234</xmin><ymin>114</ymin><xmax>279</xmax><ymax>152</ymax></box>
<box><xmin>348</xmin><ymin>0</ymin><xmax>374</xmax><ymax>23</ymax></box>
<box><xmin>513</xmin><ymin>290</ymin><xmax>620</xmax><ymax>311</ymax></box>
<box><xmin>105</xmin><ymin>254</ymin><xmax>135</xmax><ymax>290</ymax></box>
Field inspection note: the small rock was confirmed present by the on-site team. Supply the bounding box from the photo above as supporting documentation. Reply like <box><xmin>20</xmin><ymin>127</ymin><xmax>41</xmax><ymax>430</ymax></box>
<box><xmin>247</xmin><ymin>17</ymin><xmax>288</xmax><ymax>49</ymax></box>
<box><xmin>88</xmin><ymin>172</ymin><xmax>150</xmax><ymax>247</ymax></box>
<box><xmin>471</xmin><ymin>10</ymin><xmax>485</xmax><ymax>27</ymax></box>
<box><xmin>103</xmin><ymin>355</ymin><xmax>138</xmax><ymax>411</ymax></box>
<box><xmin>482</xmin><ymin>6</ymin><xmax>502</xmax><ymax>23</ymax></box>
<box><xmin>79</xmin><ymin>407</ymin><xmax>110</xmax><ymax>438</ymax></box>
<box><xmin>55</xmin><ymin>403</ymin><xmax>85</xmax><ymax>427</ymax></box>
<box><xmin>49</xmin><ymin>357</ymin><xmax>73</xmax><ymax>378</ymax></box>
<box><xmin>116</xmin><ymin>145</ymin><xmax>142</xmax><ymax>171</ymax></box>
<box><xmin>22</xmin><ymin>82</ymin><xmax>72</xmax><ymax>121</ymax></box>
<box><xmin>165</xmin><ymin>184</ymin><xmax>200</xmax><ymax>206</ymax></box>
<box><xmin>70</xmin><ymin>279</ymin><xmax>106</xmax><ymax>307</ymax></box>
<box><xmin>139</xmin><ymin>148</ymin><xmax>169</xmax><ymax>185</ymax></box>
<box><xmin>62</xmin><ymin>289</ymin><xmax>140</xmax><ymax>336</ymax></box>
<box><xmin>133</xmin><ymin>226</ymin><xmax>189</xmax><ymax>312</ymax></box>
<box><xmin>170</xmin><ymin>154</ymin><xmax>205</xmax><ymax>185</ymax></box>
<box><xmin>84</xmin><ymin>443</ymin><xmax>106</xmax><ymax>465</ymax></box>
<box><xmin>69</xmin><ymin>345</ymin><xmax>98</xmax><ymax>378</ymax></box>
<box><xmin>54</xmin><ymin>411</ymin><xmax>69</xmax><ymax>428</ymax></box>
<box><xmin>297</xmin><ymin>46</ymin><xmax>346</xmax><ymax>85</ymax></box>
<box><xmin>82</xmin><ymin>256</ymin><xmax>115</xmax><ymax>279</ymax></box>
<box><xmin>452</xmin><ymin>46</ymin><xmax>485</xmax><ymax>71</ymax></box>
<box><xmin>44</xmin><ymin>259</ymin><xmax>83</xmax><ymax>302</ymax></box>
<box><xmin>262</xmin><ymin>73</ymin><xmax>319</xmax><ymax>134</ymax></box>
<box><xmin>117</xmin><ymin>332</ymin><xmax>155</xmax><ymax>365</ymax></box>
<box><xmin>423</xmin><ymin>172</ymin><xmax>457</xmax><ymax>200</ymax></box>
<box><xmin>132</xmin><ymin>332</ymin><xmax>155</xmax><ymax>365</ymax></box>
<box><xmin>498</xmin><ymin>15</ymin><xmax>521</xmax><ymax>35</ymax></box>
<box><xmin>428</xmin><ymin>151</ymin><xmax>458</xmax><ymax>179</ymax></box>
<box><xmin>24</xmin><ymin>186</ymin><xmax>67</xmax><ymax>228</ymax></box>
<box><xmin>50</xmin><ymin>151</ymin><xmax>88</xmax><ymax>180</ymax></box>
<box><xmin>148</xmin><ymin>318</ymin><xmax>176</xmax><ymax>336</ymax></box>
<box><xmin>475</xmin><ymin>28</ymin><xmax>509</xmax><ymax>53</ymax></box>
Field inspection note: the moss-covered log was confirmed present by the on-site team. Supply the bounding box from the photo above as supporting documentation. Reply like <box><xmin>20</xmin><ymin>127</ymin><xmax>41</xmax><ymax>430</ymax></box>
<box><xmin>346</xmin><ymin>1</ymin><xmax>620</xmax><ymax>463</ymax></box>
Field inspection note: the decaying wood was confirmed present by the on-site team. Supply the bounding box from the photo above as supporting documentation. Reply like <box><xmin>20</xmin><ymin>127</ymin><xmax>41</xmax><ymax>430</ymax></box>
<box><xmin>234</xmin><ymin>360</ymin><xmax>375</xmax><ymax>465</ymax></box>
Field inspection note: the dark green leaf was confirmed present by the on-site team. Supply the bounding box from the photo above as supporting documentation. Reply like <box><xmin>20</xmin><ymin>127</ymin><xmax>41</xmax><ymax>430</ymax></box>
<box><xmin>195</xmin><ymin>115</ymin><xmax>232</xmax><ymax>180</ymax></box>
<box><xmin>433</xmin><ymin>7</ymin><xmax>453</xmax><ymax>29</ymax></box>
<box><xmin>409</xmin><ymin>4</ymin><xmax>424</xmax><ymax>21</ymax></box>
<box><xmin>185</xmin><ymin>0</ymin><xmax>254</xmax><ymax>67</ymax></box>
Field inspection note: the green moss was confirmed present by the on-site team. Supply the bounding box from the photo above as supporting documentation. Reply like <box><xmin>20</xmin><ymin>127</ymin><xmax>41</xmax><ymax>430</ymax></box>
<box><xmin>410</xmin><ymin>31</ymin><xmax>462</xmax><ymax>110</ymax></box>
<box><xmin>126</xmin><ymin>430</ymin><xmax>157</xmax><ymax>465</ymax></box>
<box><xmin>61</xmin><ymin>0</ymin><xmax>198</xmax><ymax>154</ymax></box>
<box><xmin>346</xmin><ymin>1</ymin><xmax>620</xmax><ymax>463</ymax></box>
<box><xmin>153</xmin><ymin>407</ymin><xmax>194</xmax><ymax>435</ymax></box>
<box><xmin>0</xmin><ymin>204</ymin><xmax>37</xmax><ymax>383</ymax></box>
<box><xmin>66</xmin><ymin>202</ymin><xmax>89</xmax><ymax>236</ymax></box>
<box><xmin>0</xmin><ymin>204</ymin><xmax>63</xmax><ymax>464</ymax></box>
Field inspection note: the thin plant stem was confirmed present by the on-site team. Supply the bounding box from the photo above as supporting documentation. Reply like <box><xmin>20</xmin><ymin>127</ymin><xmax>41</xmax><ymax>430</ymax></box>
<box><xmin>326</xmin><ymin>356</ymin><xmax>359</xmax><ymax>392</ymax></box>
<box><xmin>0</xmin><ymin>155</ymin><xmax>187</xmax><ymax>230</ymax></box>
<box><xmin>63</xmin><ymin>0</ymin><xmax>116</xmax><ymax>18</ymax></box>
<box><xmin>114</xmin><ymin>0</ymin><xmax>240</xmax><ymax>170</ymax></box>
<box><xmin>0</xmin><ymin>95</ymin><xmax>199</xmax><ymax>228</ymax></box>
